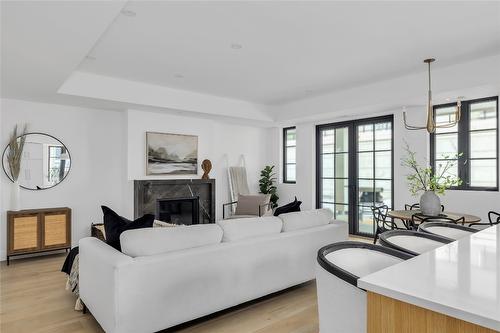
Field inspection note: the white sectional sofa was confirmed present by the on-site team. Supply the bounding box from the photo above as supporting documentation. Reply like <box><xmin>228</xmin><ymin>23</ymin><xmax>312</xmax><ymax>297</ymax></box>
<box><xmin>79</xmin><ymin>209</ymin><xmax>348</xmax><ymax>333</ymax></box>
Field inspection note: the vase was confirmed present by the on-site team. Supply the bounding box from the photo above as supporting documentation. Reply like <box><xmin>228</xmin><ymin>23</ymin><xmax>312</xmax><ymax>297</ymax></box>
<box><xmin>419</xmin><ymin>191</ymin><xmax>441</xmax><ymax>216</ymax></box>
<box><xmin>10</xmin><ymin>180</ymin><xmax>21</xmax><ymax>211</ymax></box>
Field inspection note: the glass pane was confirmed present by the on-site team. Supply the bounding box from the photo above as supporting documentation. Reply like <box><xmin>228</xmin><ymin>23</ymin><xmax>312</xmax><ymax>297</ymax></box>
<box><xmin>470</xmin><ymin>101</ymin><xmax>497</xmax><ymax>130</ymax></box>
<box><xmin>286</xmin><ymin>164</ymin><xmax>296</xmax><ymax>182</ymax></box>
<box><xmin>322</xmin><ymin>154</ymin><xmax>334</xmax><ymax>178</ymax></box>
<box><xmin>321</xmin><ymin>130</ymin><xmax>334</xmax><ymax>153</ymax></box>
<box><xmin>335</xmin><ymin>204</ymin><xmax>349</xmax><ymax>222</ymax></box>
<box><xmin>358</xmin><ymin>206</ymin><xmax>374</xmax><ymax>235</ymax></box>
<box><xmin>375</xmin><ymin>180</ymin><xmax>392</xmax><ymax>207</ymax></box>
<box><xmin>286</xmin><ymin>128</ymin><xmax>296</xmax><ymax>146</ymax></box>
<box><xmin>470</xmin><ymin>130</ymin><xmax>496</xmax><ymax>158</ymax></box>
<box><xmin>335</xmin><ymin>153</ymin><xmax>348</xmax><ymax>178</ymax></box>
<box><xmin>435</xmin><ymin>106</ymin><xmax>459</xmax><ymax>133</ymax></box>
<box><xmin>435</xmin><ymin>133</ymin><xmax>458</xmax><ymax>159</ymax></box>
<box><xmin>322</xmin><ymin>179</ymin><xmax>334</xmax><ymax>202</ymax></box>
<box><xmin>286</xmin><ymin>147</ymin><xmax>296</xmax><ymax>163</ymax></box>
<box><xmin>321</xmin><ymin>202</ymin><xmax>334</xmax><ymax>213</ymax></box>
<box><xmin>358</xmin><ymin>179</ymin><xmax>374</xmax><ymax>206</ymax></box>
<box><xmin>435</xmin><ymin>160</ymin><xmax>458</xmax><ymax>182</ymax></box>
<box><xmin>335</xmin><ymin>178</ymin><xmax>349</xmax><ymax>204</ymax></box>
<box><xmin>358</xmin><ymin>124</ymin><xmax>373</xmax><ymax>151</ymax></box>
<box><xmin>375</xmin><ymin>122</ymin><xmax>392</xmax><ymax>150</ymax></box>
<box><xmin>375</xmin><ymin>151</ymin><xmax>391</xmax><ymax>179</ymax></box>
<box><xmin>358</xmin><ymin>152</ymin><xmax>374</xmax><ymax>178</ymax></box>
<box><xmin>470</xmin><ymin>159</ymin><xmax>497</xmax><ymax>187</ymax></box>
<box><xmin>335</xmin><ymin>127</ymin><xmax>349</xmax><ymax>153</ymax></box>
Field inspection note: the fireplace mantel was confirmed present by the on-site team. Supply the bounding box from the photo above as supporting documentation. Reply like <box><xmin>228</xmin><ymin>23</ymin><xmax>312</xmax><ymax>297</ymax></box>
<box><xmin>134</xmin><ymin>179</ymin><xmax>215</xmax><ymax>223</ymax></box>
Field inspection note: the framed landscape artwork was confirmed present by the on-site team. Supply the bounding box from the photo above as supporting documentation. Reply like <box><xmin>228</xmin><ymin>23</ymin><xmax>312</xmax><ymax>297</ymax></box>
<box><xmin>146</xmin><ymin>132</ymin><xmax>198</xmax><ymax>175</ymax></box>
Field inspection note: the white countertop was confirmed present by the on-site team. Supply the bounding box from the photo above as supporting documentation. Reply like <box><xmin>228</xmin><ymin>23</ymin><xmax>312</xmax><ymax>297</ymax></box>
<box><xmin>358</xmin><ymin>225</ymin><xmax>500</xmax><ymax>331</ymax></box>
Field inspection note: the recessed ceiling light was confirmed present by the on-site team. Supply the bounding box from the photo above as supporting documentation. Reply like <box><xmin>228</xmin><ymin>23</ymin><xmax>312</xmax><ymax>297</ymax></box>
<box><xmin>305</xmin><ymin>90</ymin><xmax>313</xmax><ymax>94</ymax></box>
<box><xmin>85</xmin><ymin>55</ymin><xmax>96</xmax><ymax>61</ymax></box>
<box><xmin>174</xmin><ymin>74</ymin><xmax>184</xmax><ymax>79</ymax></box>
<box><xmin>445</xmin><ymin>98</ymin><xmax>451</xmax><ymax>102</ymax></box>
<box><xmin>230</xmin><ymin>43</ymin><xmax>243</xmax><ymax>49</ymax></box>
<box><xmin>121</xmin><ymin>9</ymin><xmax>136</xmax><ymax>17</ymax></box>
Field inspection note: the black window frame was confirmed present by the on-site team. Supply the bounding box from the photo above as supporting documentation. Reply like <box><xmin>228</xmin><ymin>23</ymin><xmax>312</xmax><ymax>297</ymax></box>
<box><xmin>315</xmin><ymin>115</ymin><xmax>394</xmax><ymax>237</ymax></box>
<box><xmin>283</xmin><ymin>126</ymin><xmax>296</xmax><ymax>184</ymax></box>
<box><xmin>430</xmin><ymin>96</ymin><xmax>499</xmax><ymax>191</ymax></box>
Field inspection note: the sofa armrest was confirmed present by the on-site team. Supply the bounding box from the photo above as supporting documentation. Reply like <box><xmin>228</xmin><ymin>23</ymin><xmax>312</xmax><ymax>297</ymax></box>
<box><xmin>79</xmin><ymin>237</ymin><xmax>133</xmax><ymax>333</ymax></box>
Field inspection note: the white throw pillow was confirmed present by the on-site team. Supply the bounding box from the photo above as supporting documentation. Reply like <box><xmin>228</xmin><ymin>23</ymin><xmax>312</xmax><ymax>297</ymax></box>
<box><xmin>120</xmin><ymin>224</ymin><xmax>223</xmax><ymax>257</ymax></box>
<box><xmin>279</xmin><ymin>208</ymin><xmax>333</xmax><ymax>232</ymax></box>
<box><xmin>217</xmin><ymin>216</ymin><xmax>283</xmax><ymax>242</ymax></box>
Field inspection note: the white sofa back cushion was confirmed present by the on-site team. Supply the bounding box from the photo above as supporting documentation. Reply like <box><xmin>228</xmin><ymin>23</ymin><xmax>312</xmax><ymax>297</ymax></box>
<box><xmin>280</xmin><ymin>208</ymin><xmax>333</xmax><ymax>232</ymax></box>
<box><xmin>218</xmin><ymin>216</ymin><xmax>283</xmax><ymax>242</ymax></box>
<box><xmin>120</xmin><ymin>224</ymin><xmax>223</xmax><ymax>257</ymax></box>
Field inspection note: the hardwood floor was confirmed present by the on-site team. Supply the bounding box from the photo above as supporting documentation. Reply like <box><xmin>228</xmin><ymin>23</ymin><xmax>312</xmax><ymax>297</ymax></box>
<box><xmin>1</xmin><ymin>236</ymin><xmax>368</xmax><ymax>333</ymax></box>
<box><xmin>0</xmin><ymin>254</ymin><xmax>320</xmax><ymax>333</ymax></box>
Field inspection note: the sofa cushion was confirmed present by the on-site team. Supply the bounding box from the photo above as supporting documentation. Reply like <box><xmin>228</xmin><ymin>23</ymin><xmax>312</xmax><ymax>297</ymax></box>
<box><xmin>102</xmin><ymin>206</ymin><xmax>154</xmax><ymax>251</ymax></box>
<box><xmin>235</xmin><ymin>194</ymin><xmax>271</xmax><ymax>216</ymax></box>
<box><xmin>218</xmin><ymin>216</ymin><xmax>283</xmax><ymax>242</ymax></box>
<box><xmin>120</xmin><ymin>224</ymin><xmax>223</xmax><ymax>257</ymax></box>
<box><xmin>279</xmin><ymin>208</ymin><xmax>333</xmax><ymax>232</ymax></box>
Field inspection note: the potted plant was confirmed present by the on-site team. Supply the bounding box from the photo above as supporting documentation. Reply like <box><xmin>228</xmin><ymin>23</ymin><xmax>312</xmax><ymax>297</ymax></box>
<box><xmin>401</xmin><ymin>143</ymin><xmax>462</xmax><ymax>216</ymax></box>
<box><xmin>259</xmin><ymin>165</ymin><xmax>279</xmax><ymax>209</ymax></box>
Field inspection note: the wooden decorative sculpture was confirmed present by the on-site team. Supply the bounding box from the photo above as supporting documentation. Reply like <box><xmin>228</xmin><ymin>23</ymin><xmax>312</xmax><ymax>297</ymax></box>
<box><xmin>201</xmin><ymin>159</ymin><xmax>212</xmax><ymax>180</ymax></box>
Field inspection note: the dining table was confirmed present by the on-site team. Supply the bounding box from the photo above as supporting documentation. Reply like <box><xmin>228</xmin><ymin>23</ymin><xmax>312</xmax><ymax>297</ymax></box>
<box><xmin>387</xmin><ymin>209</ymin><xmax>481</xmax><ymax>229</ymax></box>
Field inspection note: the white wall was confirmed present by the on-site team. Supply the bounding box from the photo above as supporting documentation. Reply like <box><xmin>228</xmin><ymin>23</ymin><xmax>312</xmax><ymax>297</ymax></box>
<box><xmin>0</xmin><ymin>98</ymin><xmax>130</xmax><ymax>261</ymax></box>
<box><xmin>0</xmin><ymin>100</ymin><xmax>271</xmax><ymax>260</ymax></box>
<box><xmin>126</xmin><ymin>109</ymin><xmax>270</xmax><ymax>220</ymax></box>
<box><xmin>272</xmin><ymin>102</ymin><xmax>500</xmax><ymax>224</ymax></box>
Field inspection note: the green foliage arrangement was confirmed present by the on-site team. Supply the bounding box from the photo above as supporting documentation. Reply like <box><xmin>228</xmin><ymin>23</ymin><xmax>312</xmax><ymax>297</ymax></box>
<box><xmin>7</xmin><ymin>124</ymin><xmax>27</xmax><ymax>181</ymax></box>
<box><xmin>259</xmin><ymin>165</ymin><xmax>279</xmax><ymax>209</ymax></box>
<box><xmin>401</xmin><ymin>143</ymin><xmax>462</xmax><ymax>196</ymax></box>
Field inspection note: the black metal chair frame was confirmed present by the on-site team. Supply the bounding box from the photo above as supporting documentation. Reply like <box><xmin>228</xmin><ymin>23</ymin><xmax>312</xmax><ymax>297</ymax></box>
<box><xmin>371</xmin><ymin>205</ymin><xmax>404</xmax><ymax>244</ymax></box>
<box><xmin>222</xmin><ymin>201</ymin><xmax>272</xmax><ymax>219</ymax></box>
<box><xmin>411</xmin><ymin>213</ymin><xmax>465</xmax><ymax>230</ymax></box>
<box><xmin>467</xmin><ymin>211</ymin><xmax>500</xmax><ymax>228</ymax></box>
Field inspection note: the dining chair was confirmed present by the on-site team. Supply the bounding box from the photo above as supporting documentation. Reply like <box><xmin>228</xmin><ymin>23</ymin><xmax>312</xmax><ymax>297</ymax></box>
<box><xmin>371</xmin><ymin>205</ymin><xmax>403</xmax><ymax>244</ymax></box>
<box><xmin>467</xmin><ymin>211</ymin><xmax>500</xmax><ymax>229</ymax></box>
<box><xmin>404</xmin><ymin>203</ymin><xmax>445</xmax><ymax>212</ymax></box>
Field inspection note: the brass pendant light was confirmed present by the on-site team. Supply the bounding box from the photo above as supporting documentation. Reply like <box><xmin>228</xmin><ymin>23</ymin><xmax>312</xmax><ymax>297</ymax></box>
<box><xmin>403</xmin><ymin>58</ymin><xmax>462</xmax><ymax>133</ymax></box>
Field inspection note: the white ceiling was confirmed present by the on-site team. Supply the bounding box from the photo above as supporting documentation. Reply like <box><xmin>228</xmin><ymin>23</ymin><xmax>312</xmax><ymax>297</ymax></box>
<box><xmin>78</xmin><ymin>1</ymin><xmax>500</xmax><ymax>105</ymax></box>
<box><xmin>1</xmin><ymin>1</ymin><xmax>500</xmax><ymax>122</ymax></box>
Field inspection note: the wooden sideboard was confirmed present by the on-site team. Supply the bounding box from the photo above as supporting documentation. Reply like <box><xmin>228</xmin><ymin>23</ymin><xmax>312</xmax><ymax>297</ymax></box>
<box><xmin>7</xmin><ymin>207</ymin><xmax>71</xmax><ymax>265</ymax></box>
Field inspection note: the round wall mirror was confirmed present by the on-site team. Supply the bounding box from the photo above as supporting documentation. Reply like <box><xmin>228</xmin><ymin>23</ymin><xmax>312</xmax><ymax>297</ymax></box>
<box><xmin>2</xmin><ymin>133</ymin><xmax>71</xmax><ymax>190</ymax></box>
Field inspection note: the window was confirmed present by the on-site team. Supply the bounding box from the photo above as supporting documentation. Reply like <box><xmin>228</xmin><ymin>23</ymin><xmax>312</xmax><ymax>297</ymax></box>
<box><xmin>430</xmin><ymin>96</ymin><xmax>498</xmax><ymax>191</ymax></box>
<box><xmin>283</xmin><ymin>127</ymin><xmax>296</xmax><ymax>183</ymax></box>
<box><xmin>316</xmin><ymin>116</ymin><xmax>393</xmax><ymax>236</ymax></box>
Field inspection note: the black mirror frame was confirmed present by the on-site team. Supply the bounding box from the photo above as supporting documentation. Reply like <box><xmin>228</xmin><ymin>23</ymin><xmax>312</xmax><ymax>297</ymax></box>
<box><xmin>2</xmin><ymin>132</ymin><xmax>72</xmax><ymax>191</ymax></box>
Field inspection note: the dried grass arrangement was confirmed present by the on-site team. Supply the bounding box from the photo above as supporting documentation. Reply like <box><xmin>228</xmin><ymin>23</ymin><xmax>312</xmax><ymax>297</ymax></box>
<box><xmin>7</xmin><ymin>124</ymin><xmax>27</xmax><ymax>181</ymax></box>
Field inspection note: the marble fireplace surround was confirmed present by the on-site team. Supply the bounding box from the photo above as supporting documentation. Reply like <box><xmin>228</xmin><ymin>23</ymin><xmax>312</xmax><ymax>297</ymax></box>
<box><xmin>134</xmin><ymin>179</ymin><xmax>216</xmax><ymax>224</ymax></box>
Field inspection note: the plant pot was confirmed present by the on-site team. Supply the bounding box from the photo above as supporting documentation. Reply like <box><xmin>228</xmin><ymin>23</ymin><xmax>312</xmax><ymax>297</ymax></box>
<box><xmin>419</xmin><ymin>191</ymin><xmax>441</xmax><ymax>216</ymax></box>
<box><xmin>10</xmin><ymin>180</ymin><xmax>21</xmax><ymax>211</ymax></box>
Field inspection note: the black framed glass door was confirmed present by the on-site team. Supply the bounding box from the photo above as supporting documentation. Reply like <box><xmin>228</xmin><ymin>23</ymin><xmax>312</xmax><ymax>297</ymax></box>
<box><xmin>316</xmin><ymin>115</ymin><xmax>393</xmax><ymax>236</ymax></box>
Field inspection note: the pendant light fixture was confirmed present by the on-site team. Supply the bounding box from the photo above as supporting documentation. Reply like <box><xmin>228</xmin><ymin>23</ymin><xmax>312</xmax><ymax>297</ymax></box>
<box><xmin>403</xmin><ymin>58</ymin><xmax>462</xmax><ymax>133</ymax></box>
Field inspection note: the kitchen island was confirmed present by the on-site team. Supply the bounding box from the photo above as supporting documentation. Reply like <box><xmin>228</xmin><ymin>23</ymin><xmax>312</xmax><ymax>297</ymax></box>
<box><xmin>358</xmin><ymin>225</ymin><xmax>500</xmax><ymax>333</ymax></box>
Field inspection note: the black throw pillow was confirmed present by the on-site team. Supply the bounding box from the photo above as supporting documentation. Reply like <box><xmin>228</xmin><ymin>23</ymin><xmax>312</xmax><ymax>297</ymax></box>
<box><xmin>102</xmin><ymin>206</ymin><xmax>154</xmax><ymax>251</ymax></box>
<box><xmin>274</xmin><ymin>197</ymin><xmax>302</xmax><ymax>216</ymax></box>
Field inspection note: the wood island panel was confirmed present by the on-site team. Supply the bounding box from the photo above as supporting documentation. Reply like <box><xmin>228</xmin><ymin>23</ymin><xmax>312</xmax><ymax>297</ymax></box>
<box><xmin>367</xmin><ymin>292</ymin><xmax>498</xmax><ymax>333</ymax></box>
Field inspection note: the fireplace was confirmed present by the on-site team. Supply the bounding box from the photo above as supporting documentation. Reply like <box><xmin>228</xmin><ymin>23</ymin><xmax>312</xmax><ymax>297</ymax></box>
<box><xmin>134</xmin><ymin>179</ymin><xmax>215</xmax><ymax>224</ymax></box>
<box><xmin>156</xmin><ymin>197</ymin><xmax>199</xmax><ymax>225</ymax></box>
